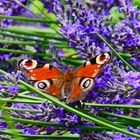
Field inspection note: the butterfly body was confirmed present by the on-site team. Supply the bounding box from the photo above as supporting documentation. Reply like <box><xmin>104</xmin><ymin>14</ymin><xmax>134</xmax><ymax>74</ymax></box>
<box><xmin>17</xmin><ymin>52</ymin><xmax>111</xmax><ymax>103</ymax></box>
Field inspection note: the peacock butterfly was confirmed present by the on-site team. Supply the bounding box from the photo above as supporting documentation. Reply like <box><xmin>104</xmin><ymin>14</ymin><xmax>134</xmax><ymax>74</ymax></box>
<box><xmin>17</xmin><ymin>52</ymin><xmax>111</xmax><ymax>103</ymax></box>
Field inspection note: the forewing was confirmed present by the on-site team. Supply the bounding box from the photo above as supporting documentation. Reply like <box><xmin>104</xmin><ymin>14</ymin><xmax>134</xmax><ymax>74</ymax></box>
<box><xmin>75</xmin><ymin>52</ymin><xmax>112</xmax><ymax>78</ymax></box>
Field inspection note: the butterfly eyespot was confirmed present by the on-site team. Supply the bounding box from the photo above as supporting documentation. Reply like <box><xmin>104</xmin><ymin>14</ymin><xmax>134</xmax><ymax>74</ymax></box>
<box><xmin>34</xmin><ymin>80</ymin><xmax>51</xmax><ymax>90</ymax></box>
<box><xmin>80</xmin><ymin>78</ymin><xmax>94</xmax><ymax>91</ymax></box>
<box><xmin>96</xmin><ymin>52</ymin><xmax>111</xmax><ymax>64</ymax></box>
<box><xmin>18</xmin><ymin>59</ymin><xmax>37</xmax><ymax>70</ymax></box>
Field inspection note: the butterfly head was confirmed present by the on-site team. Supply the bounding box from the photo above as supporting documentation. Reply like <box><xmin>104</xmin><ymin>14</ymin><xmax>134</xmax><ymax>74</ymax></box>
<box><xmin>63</xmin><ymin>68</ymin><xmax>76</xmax><ymax>81</ymax></box>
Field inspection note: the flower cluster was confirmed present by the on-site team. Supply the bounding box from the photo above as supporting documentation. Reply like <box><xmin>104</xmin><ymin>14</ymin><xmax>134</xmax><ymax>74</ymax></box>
<box><xmin>0</xmin><ymin>73</ymin><xmax>20</xmax><ymax>97</ymax></box>
<box><xmin>42</xmin><ymin>0</ymin><xmax>140</xmax><ymax>70</ymax></box>
<box><xmin>40</xmin><ymin>0</ymin><xmax>62</xmax><ymax>13</ymax></box>
<box><xmin>0</xmin><ymin>0</ymin><xmax>27</xmax><ymax>27</ymax></box>
<box><xmin>111</xmin><ymin>0</ymin><xmax>140</xmax><ymax>69</ymax></box>
<box><xmin>0</xmin><ymin>0</ymin><xmax>29</xmax><ymax>72</ymax></box>
<box><xmin>58</xmin><ymin>0</ymin><xmax>112</xmax><ymax>58</ymax></box>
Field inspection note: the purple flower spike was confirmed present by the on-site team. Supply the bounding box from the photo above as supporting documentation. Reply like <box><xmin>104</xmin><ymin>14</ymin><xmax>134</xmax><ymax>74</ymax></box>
<box><xmin>8</xmin><ymin>85</ymin><xmax>18</xmax><ymax>96</ymax></box>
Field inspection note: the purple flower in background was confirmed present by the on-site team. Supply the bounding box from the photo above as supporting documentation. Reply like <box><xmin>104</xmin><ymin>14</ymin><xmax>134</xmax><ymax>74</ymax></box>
<box><xmin>41</xmin><ymin>0</ymin><xmax>62</xmax><ymax>13</ymax></box>
<box><xmin>0</xmin><ymin>73</ymin><xmax>22</xmax><ymax>97</ymax></box>
<box><xmin>70</xmin><ymin>128</ymin><xmax>80</xmax><ymax>134</ymax></box>
<box><xmin>8</xmin><ymin>85</ymin><xmax>18</xmax><ymax>96</ymax></box>
<box><xmin>0</xmin><ymin>0</ymin><xmax>28</xmax><ymax>27</ymax></box>
<box><xmin>85</xmin><ymin>0</ymin><xmax>119</xmax><ymax>15</ymax></box>
<box><xmin>46</xmin><ymin>126</ymin><xmax>56</xmax><ymax>133</ymax></box>
<box><xmin>23</xmin><ymin>126</ymin><xmax>38</xmax><ymax>134</ymax></box>
<box><xmin>0</xmin><ymin>85</ymin><xmax>4</xmax><ymax>90</ymax></box>
<box><xmin>0</xmin><ymin>121</ymin><xmax>7</xmax><ymax>129</ymax></box>
<box><xmin>110</xmin><ymin>0</ymin><xmax>140</xmax><ymax>69</ymax></box>
<box><xmin>112</xmin><ymin>132</ymin><xmax>137</xmax><ymax>140</ymax></box>
<box><xmin>85</xmin><ymin>57</ymin><xmax>140</xmax><ymax>116</ymax></box>
<box><xmin>0</xmin><ymin>52</ymin><xmax>12</xmax><ymax>60</ymax></box>
<box><xmin>0</xmin><ymin>1</ymin><xmax>29</xmax><ymax>72</ymax></box>
<box><xmin>0</xmin><ymin>112</ymin><xmax>7</xmax><ymax>140</ymax></box>
<box><xmin>41</xmin><ymin>0</ymin><xmax>112</xmax><ymax>57</ymax></box>
<box><xmin>41</xmin><ymin>0</ymin><xmax>140</xmax><ymax>69</ymax></box>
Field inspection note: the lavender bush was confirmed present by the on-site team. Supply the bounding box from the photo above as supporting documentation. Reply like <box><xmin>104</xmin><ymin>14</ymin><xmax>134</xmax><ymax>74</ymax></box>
<box><xmin>0</xmin><ymin>0</ymin><xmax>140</xmax><ymax>139</ymax></box>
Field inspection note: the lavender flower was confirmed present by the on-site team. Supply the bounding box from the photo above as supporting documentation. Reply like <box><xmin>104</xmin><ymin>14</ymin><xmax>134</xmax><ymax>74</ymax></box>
<box><xmin>110</xmin><ymin>0</ymin><xmax>140</xmax><ymax>69</ymax></box>
<box><xmin>0</xmin><ymin>0</ymin><xmax>29</xmax><ymax>72</ymax></box>
<box><xmin>52</xmin><ymin>0</ymin><xmax>113</xmax><ymax>59</ymax></box>
<box><xmin>47</xmin><ymin>0</ymin><xmax>140</xmax><ymax>70</ymax></box>
<box><xmin>40</xmin><ymin>0</ymin><xmax>61</xmax><ymax>13</ymax></box>
<box><xmin>112</xmin><ymin>132</ymin><xmax>137</xmax><ymax>140</ymax></box>
<box><xmin>8</xmin><ymin>85</ymin><xmax>19</xmax><ymax>96</ymax></box>
<box><xmin>85</xmin><ymin>0</ymin><xmax>119</xmax><ymax>15</ymax></box>
<box><xmin>0</xmin><ymin>72</ymin><xmax>21</xmax><ymax>97</ymax></box>
<box><xmin>0</xmin><ymin>0</ymin><xmax>27</xmax><ymax>27</ymax></box>
<box><xmin>0</xmin><ymin>69</ymin><xmax>140</xmax><ymax>139</ymax></box>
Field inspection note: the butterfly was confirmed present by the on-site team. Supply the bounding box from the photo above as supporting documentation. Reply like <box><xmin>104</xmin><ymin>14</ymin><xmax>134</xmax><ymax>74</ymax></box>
<box><xmin>17</xmin><ymin>52</ymin><xmax>111</xmax><ymax>103</ymax></box>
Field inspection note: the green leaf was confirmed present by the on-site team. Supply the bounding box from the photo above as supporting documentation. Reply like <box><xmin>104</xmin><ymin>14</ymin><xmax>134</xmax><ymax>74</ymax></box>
<box><xmin>106</xmin><ymin>6</ymin><xmax>124</xmax><ymax>25</ymax></box>
<box><xmin>133</xmin><ymin>0</ymin><xmax>140</xmax><ymax>9</ymax></box>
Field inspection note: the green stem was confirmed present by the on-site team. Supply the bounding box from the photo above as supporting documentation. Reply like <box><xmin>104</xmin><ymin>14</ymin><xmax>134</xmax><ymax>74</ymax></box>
<box><xmin>0</xmin><ymin>15</ymin><xmax>57</xmax><ymax>23</ymax></box>
<box><xmin>14</xmin><ymin>0</ymin><xmax>39</xmax><ymax>18</ymax></box>
<box><xmin>0</xmin><ymin>130</ymin><xmax>79</xmax><ymax>139</ymax></box>
<box><xmin>1</xmin><ymin>107</ymin><xmax>42</xmax><ymax>113</ymax></box>
<box><xmin>0</xmin><ymin>39</ymin><xmax>37</xmax><ymax>46</ymax></box>
<box><xmin>0</xmin><ymin>31</ymin><xmax>50</xmax><ymax>43</ymax></box>
<box><xmin>0</xmin><ymin>97</ymin><xmax>43</xmax><ymax>104</ymax></box>
<box><xmin>100</xmin><ymin>111</ymin><xmax>140</xmax><ymax>123</ymax></box>
<box><xmin>118</xmin><ymin>52</ymin><xmax>131</xmax><ymax>58</ymax></box>
<box><xmin>0</xmin><ymin>116</ymin><xmax>111</xmax><ymax>131</ymax></box>
<box><xmin>30</xmin><ymin>0</ymin><xmax>53</xmax><ymax>20</ymax></box>
<box><xmin>19</xmin><ymin>91</ymin><xmax>31</xmax><ymax>95</ymax></box>
<box><xmin>0</xmin><ymin>48</ymin><xmax>52</xmax><ymax>58</ymax></box>
<box><xmin>0</xmin><ymin>69</ymin><xmax>7</xmax><ymax>74</ymax></box>
<box><xmin>18</xmin><ymin>94</ymin><xmax>46</xmax><ymax>101</ymax></box>
<box><xmin>0</xmin><ymin>48</ymin><xmax>81</xmax><ymax>65</ymax></box>
<box><xmin>96</xmin><ymin>33</ymin><xmax>136</xmax><ymax>71</ymax></box>
<box><xmin>135</xmin><ymin>99</ymin><xmax>140</xmax><ymax>103</ymax></box>
<box><xmin>84</xmin><ymin>103</ymin><xmax>140</xmax><ymax>109</ymax></box>
<box><xmin>0</xmin><ymin>27</ymin><xmax>67</xmax><ymax>41</ymax></box>
<box><xmin>0</xmin><ymin>116</ymin><xmax>65</xmax><ymax>127</ymax></box>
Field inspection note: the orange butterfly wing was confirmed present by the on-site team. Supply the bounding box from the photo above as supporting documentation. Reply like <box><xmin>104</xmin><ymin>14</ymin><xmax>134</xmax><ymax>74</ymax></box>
<box><xmin>67</xmin><ymin>52</ymin><xmax>112</xmax><ymax>103</ymax></box>
<box><xmin>28</xmin><ymin>64</ymin><xmax>62</xmax><ymax>80</ymax></box>
<box><xmin>17</xmin><ymin>53</ymin><xmax>111</xmax><ymax>103</ymax></box>
<box><xmin>75</xmin><ymin>64</ymin><xmax>101</xmax><ymax>78</ymax></box>
<box><xmin>75</xmin><ymin>52</ymin><xmax>112</xmax><ymax>78</ymax></box>
<box><xmin>17</xmin><ymin>59</ymin><xmax>62</xmax><ymax>97</ymax></box>
<box><xmin>66</xmin><ymin>80</ymin><xmax>83</xmax><ymax>103</ymax></box>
